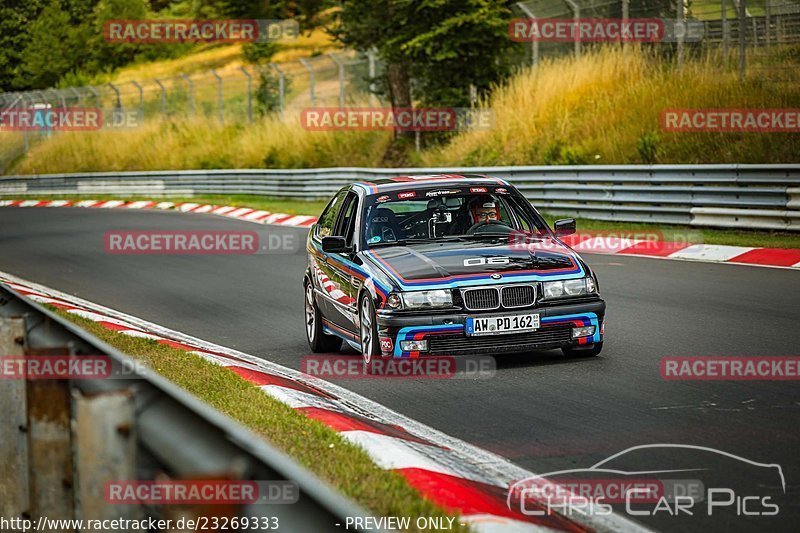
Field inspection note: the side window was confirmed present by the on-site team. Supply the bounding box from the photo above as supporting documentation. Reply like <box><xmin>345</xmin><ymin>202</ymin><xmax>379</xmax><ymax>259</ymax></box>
<box><xmin>316</xmin><ymin>190</ymin><xmax>348</xmax><ymax>239</ymax></box>
<box><xmin>334</xmin><ymin>192</ymin><xmax>359</xmax><ymax>245</ymax></box>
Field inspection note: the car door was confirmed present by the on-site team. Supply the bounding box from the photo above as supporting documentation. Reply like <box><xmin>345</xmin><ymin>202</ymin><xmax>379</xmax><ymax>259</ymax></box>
<box><xmin>324</xmin><ymin>190</ymin><xmax>361</xmax><ymax>334</ymax></box>
<box><xmin>311</xmin><ymin>189</ymin><xmax>348</xmax><ymax>322</ymax></box>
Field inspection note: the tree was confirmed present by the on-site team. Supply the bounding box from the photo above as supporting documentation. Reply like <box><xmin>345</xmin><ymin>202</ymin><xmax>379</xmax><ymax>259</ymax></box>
<box><xmin>330</xmin><ymin>0</ymin><xmax>513</xmax><ymax>138</ymax></box>
<box><xmin>0</xmin><ymin>0</ymin><xmax>48</xmax><ymax>91</ymax></box>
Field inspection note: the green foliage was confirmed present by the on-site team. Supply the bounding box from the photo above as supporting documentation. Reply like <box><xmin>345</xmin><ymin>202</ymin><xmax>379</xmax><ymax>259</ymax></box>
<box><xmin>543</xmin><ymin>139</ymin><xmax>589</xmax><ymax>165</ymax></box>
<box><xmin>242</xmin><ymin>42</ymin><xmax>279</xmax><ymax>64</ymax></box>
<box><xmin>330</xmin><ymin>0</ymin><xmax>513</xmax><ymax>108</ymax></box>
<box><xmin>637</xmin><ymin>131</ymin><xmax>661</xmax><ymax>164</ymax></box>
<box><xmin>255</xmin><ymin>68</ymin><xmax>289</xmax><ymax>115</ymax></box>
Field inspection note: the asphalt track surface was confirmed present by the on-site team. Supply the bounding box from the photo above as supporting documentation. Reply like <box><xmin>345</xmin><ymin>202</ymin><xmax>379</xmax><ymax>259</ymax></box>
<box><xmin>1</xmin><ymin>207</ymin><xmax>799</xmax><ymax>532</ymax></box>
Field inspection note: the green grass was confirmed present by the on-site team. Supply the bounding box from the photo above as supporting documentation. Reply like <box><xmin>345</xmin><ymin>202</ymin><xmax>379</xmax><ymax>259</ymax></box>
<box><xmin>53</xmin><ymin>308</ymin><xmax>470</xmax><ymax>532</ymax></box>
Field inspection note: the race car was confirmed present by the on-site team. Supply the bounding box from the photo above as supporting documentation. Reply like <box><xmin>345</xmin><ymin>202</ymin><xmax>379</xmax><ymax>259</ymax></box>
<box><xmin>303</xmin><ymin>174</ymin><xmax>605</xmax><ymax>364</ymax></box>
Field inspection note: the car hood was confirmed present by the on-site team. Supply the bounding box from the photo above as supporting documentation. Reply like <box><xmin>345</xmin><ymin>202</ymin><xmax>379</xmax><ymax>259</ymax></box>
<box><xmin>363</xmin><ymin>237</ymin><xmax>586</xmax><ymax>289</ymax></box>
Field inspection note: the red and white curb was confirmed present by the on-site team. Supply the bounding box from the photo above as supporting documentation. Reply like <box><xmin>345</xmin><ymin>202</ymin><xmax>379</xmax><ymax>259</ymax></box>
<box><xmin>3</xmin><ymin>198</ymin><xmax>797</xmax><ymax>270</ymax></box>
<box><xmin>0</xmin><ymin>199</ymin><xmax>318</xmax><ymax>228</ymax></box>
<box><xmin>0</xmin><ymin>271</ymin><xmax>649</xmax><ymax>533</ymax></box>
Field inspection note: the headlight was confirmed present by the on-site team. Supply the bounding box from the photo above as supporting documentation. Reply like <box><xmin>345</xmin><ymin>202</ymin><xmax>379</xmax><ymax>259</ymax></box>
<box><xmin>400</xmin><ymin>290</ymin><xmax>452</xmax><ymax>309</ymax></box>
<box><xmin>542</xmin><ymin>277</ymin><xmax>596</xmax><ymax>299</ymax></box>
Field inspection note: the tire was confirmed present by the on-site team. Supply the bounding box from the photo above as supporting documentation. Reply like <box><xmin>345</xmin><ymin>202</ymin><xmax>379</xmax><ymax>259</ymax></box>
<box><xmin>304</xmin><ymin>280</ymin><xmax>341</xmax><ymax>353</ymax></box>
<box><xmin>359</xmin><ymin>294</ymin><xmax>381</xmax><ymax>368</ymax></box>
<box><xmin>562</xmin><ymin>342</ymin><xmax>603</xmax><ymax>358</ymax></box>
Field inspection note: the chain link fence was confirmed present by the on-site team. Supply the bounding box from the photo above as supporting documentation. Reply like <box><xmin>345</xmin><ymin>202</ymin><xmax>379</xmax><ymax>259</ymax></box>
<box><xmin>0</xmin><ymin>50</ymin><xmax>380</xmax><ymax>172</ymax></box>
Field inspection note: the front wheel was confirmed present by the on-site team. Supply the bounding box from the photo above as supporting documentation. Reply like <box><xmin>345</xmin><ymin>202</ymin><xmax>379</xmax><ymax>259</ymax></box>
<box><xmin>562</xmin><ymin>342</ymin><xmax>603</xmax><ymax>357</ymax></box>
<box><xmin>359</xmin><ymin>295</ymin><xmax>381</xmax><ymax>366</ymax></box>
<box><xmin>304</xmin><ymin>281</ymin><xmax>341</xmax><ymax>353</ymax></box>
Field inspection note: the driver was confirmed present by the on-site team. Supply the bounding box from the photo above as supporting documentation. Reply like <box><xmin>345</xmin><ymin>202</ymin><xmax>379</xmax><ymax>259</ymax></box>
<box><xmin>469</xmin><ymin>196</ymin><xmax>500</xmax><ymax>225</ymax></box>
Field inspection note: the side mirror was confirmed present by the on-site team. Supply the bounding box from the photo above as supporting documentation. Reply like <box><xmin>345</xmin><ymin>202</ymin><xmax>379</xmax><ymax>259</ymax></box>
<box><xmin>321</xmin><ymin>236</ymin><xmax>351</xmax><ymax>253</ymax></box>
<box><xmin>553</xmin><ymin>218</ymin><xmax>576</xmax><ymax>237</ymax></box>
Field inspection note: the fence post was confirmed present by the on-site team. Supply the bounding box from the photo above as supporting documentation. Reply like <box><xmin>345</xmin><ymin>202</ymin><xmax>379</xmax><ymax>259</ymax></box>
<box><xmin>516</xmin><ymin>3</ymin><xmax>539</xmax><ymax>67</ymax></box>
<box><xmin>20</xmin><ymin>94</ymin><xmax>29</xmax><ymax>152</ymax></box>
<box><xmin>722</xmin><ymin>0</ymin><xmax>729</xmax><ymax>58</ymax></box>
<box><xmin>270</xmin><ymin>63</ymin><xmax>286</xmax><ymax>119</ymax></box>
<box><xmin>154</xmin><ymin>79</ymin><xmax>166</xmax><ymax>115</ymax></box>
<box><xmin>677</xmin><ymin>0</ymin><xmax>685</xmax><ymax>71</ymax></box>
<box><xmin>130</xmin><ymin>80</ymin><xmax>143</xmax><ymax>123</ymax></box>
<box><xmin>240</xmin><ymin>66</ymin><xmax>253</xmax><ymax>122</ymax></box>
<box><xmin>211</xmin><ymin>69</ymin><xmax>224</xmax><ymax>124</ymax></box>
<box><xmin>564</xmin><ymin>0</ymin><xmax>581</xmax><ymax>58</ymax></box>
<box><xmin>0</xmin><ymin>318</ymin><xmax>29</xmax><ymax>519</ymax></box>
<box><xmin>765</xmin><ymin>0</ymin><xmax>770</xmax><ymax>49</ymax></box>
<box><xmin>69</xmin><ymin>87</ymin><xmax>82</xmax><ymax>106</ymax></box>
<box><xmin>107</xmin><ymin>82</ymin><xmax>122</xmax><ymax>113</ymax></box>
<box><xmin>181</xmin><ymin>74</ymin><xmax>195</xmax><ymax>115</ymax></box>
<box><xmin>327</xmin><ymin>53</ymin><xmax>346</xmax><ymax>107</ymax></box>
<box><xmin>738</xmin><ymin>0</ymin><xmax>746</xmax><ymax>80</ymax></box>
<box><xmin>367</xmin><ymin>49</ymin><xmax>379</xmax><ymax>106</ymax></box>
<box><xmin>49</xmin><ymin>89</ymin><xmax>66</xmax><ymax>108</ymax></box>
<box><xmin>299</xmin><ymin>58</ymin><xmax>315</xmax><ymax>106</ymax></box>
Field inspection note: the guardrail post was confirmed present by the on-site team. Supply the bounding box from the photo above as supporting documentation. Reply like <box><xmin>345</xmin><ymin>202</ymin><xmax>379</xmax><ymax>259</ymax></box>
<box><xmin>270</xmin><ymin>63</ymin><xmax>286</xmax><ymax>119</ymax></box>
<box><xmin>181</xmin><ymin>74</ymin><xmax>195</xmax><ymax>115</ymax></box>
<box><xmin>327</xmin><ymin>53</ymin><xmax>346</xmax><ymax>108</ymax></box>
<box><xmin>211</xmin><ymin>69</ymin><xmax>224</xmax><ymax>124</ymax></box>
<box><xmin>240</xmin><ymin>66</ymin><xmax>253</xmax><ymax>122</ymax></box>
<box><xmin>73</xmin><ymin>388</ymin><xmax>141</xmax><ymax>523</ymax></box>
<box><xmin>27</xmin><ymin>354</ymin><xmax>74</xmax><ymax>521</ymax></box>
<box><xmin>516</xmin><ymin>3</ymin><xmax>539</xmax><ymax>67</ymax></box>
<box><xmin>0</xmin><ymin>318</ymin><xmax>29</xmax><ymax>519</ymax></box>
<box><xmin>154</xmin><ymin>79</ymin><xmax>167</xmax><ymax>115</ymax></box>
<box><xmin>299</xmin><ymin>58</ymin><xmax>315</xmax><ymax>106</ymax></box>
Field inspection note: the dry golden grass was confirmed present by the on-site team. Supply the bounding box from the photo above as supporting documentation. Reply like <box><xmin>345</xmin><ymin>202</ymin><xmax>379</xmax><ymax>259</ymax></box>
<box><xmin>12</xmin><ymin>113</ymin><xmax>391</xmax><ymax>174</ymax></box>
<box><xmin>421</xmin><ymin>45</ymin><xmax>800</xmax><ymax>166</ymax></box>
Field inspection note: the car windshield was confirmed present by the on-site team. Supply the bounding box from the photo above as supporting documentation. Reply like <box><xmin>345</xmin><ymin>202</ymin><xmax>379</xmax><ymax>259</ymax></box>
<box><xmin>363</xmin><ymin>190</ymin><xmax>548</xmax><ymax>247</ymax></box>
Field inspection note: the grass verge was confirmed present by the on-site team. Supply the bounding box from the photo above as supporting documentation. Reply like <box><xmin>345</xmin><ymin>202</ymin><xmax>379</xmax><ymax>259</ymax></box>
<box><xmin>5</xmin><ymin>193</ymin><xmax>800</xmax><ymax>249</ymax></box>
<box><xmin>51</xmin><ymin>307</ymin><xmax>469</xmax><ymax>532</ymax></box>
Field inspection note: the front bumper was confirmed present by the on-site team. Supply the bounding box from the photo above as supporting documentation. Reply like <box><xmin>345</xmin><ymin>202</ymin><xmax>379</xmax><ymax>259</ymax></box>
<box><xmin>376</xmin><ymin>299</ymin><xmax>605</xmax><ymax>358</ymax></box>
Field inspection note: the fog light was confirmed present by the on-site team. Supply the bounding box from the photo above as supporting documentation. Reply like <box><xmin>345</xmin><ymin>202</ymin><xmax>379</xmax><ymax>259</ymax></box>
<box><xmin>572</xmin><ymin>326</ymin><xmax>596</xmax><ymax>338</ymax></box>
<box><xmin>400</xmin><ymin>340</ymin><xmax>428</xmax><ymax>352</ymax></box>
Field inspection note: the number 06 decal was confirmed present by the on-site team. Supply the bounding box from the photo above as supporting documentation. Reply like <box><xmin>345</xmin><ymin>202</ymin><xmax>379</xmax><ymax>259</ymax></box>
<box><xmin>463</xmin><ymin>256</ymin><xmax>510</xmax><ymax>267</ymax></box>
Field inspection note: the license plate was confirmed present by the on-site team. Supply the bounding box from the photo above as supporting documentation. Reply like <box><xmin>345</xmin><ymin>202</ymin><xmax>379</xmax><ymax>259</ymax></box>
<box><xmin>466</xmin><ymin>314</ymin><xmax>540</xmax><ymax>336</ymax></box>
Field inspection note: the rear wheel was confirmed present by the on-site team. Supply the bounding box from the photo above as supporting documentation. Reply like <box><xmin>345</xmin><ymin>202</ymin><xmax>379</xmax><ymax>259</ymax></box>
<box><xmin>304</xmin><ymin>281</ymin><xmax>341</xmax><ymax>353</ymax></box>
<box><xmin>562</xmin><ymin>342</ymin><xmax>603</xmax><ymax>357</ymax></box>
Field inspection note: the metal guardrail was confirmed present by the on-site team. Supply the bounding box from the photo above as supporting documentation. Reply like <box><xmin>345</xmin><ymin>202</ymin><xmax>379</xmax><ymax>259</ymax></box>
<box><xmin>1</xmin><ymin>165</ymin><xmax>799</xmax><ymax>231</ymax></box>
<box><xmin>0</xmin><ymin>283</ymin><xmax>370</xmax><ymax>531</ymax></box>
